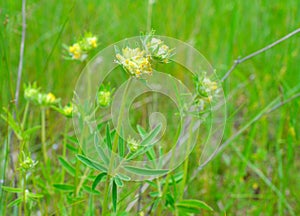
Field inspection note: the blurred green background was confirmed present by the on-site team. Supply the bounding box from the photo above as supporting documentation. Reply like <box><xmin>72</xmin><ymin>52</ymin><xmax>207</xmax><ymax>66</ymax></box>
<box><xmin>1</xmin><ymin>0</ymin><xmax>299</xmax><ymax>215</ymax></box>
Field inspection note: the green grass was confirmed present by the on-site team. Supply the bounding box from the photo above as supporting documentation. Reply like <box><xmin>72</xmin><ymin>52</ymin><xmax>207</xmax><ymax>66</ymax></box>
<box><xmin>1</xmin><ymin>0</ymin><xmax>300</xmax><ymax>215</ymax></box>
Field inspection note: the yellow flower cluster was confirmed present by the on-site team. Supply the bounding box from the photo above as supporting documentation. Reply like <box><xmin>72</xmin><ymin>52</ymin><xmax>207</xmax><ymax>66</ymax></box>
<box><xmin>69</xmin><ymin>43</ymin><xmax>82</xmax><ymax>60</ymax></box>
<box><xmin>115</xmin><ymin>47</ymin><xmax>152</xmax><ymax>78</ymax></box>
<box><xmin>24</xmin><ymin>83</ymin><xmax>59</xmax><ymax>106</ymax></box>
<box><xmin>66</xmin><ymin>33</ymin><xmax>98</xmax><ymax>61</ymax></box>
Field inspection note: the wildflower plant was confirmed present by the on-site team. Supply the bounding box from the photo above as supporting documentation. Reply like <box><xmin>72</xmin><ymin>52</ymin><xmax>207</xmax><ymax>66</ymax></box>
<box><xmin>71</xmin><ymin>33</ymin><xmax>225</xmax><ymax>215</ymax></box>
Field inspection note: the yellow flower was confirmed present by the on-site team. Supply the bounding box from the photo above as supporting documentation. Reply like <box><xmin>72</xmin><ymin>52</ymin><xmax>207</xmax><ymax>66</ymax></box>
<box><xmin>69</xmin><ymin>43</ymin><xmax>82</xmax><ymax>60</ymax></box>
<box><xmin>87</xmin><ymin>36</ymin><xmax>97</xmax><ymax>48</ymax></box>
<box><xmin>63</xmin><ymin>103</ymin><xmax>73</xmax><ymax>117</ymax></box>
<box><xmin>46</xmin><ymin>93</ymin><xmax>56</xmax><ymax>104</ymax></box>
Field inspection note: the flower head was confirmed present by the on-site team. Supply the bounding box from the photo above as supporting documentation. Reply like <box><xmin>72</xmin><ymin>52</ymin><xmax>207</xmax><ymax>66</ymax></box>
<box><xmin>62</xmin><ymin>103</ymin><xmax>74</xmax><ymax>117</ymax></box>
<box><xmin>64</xmin><ymin>32</ymin><xmax>98</xmax><ymax>61</ymax></box>
<box><xmin>115</xmin><ymin>47</ymin><xmax>152</xmax><ymax>78</ymax></box>
<box><xmin>193</xmin><ymin>74</ymin><xmax>219</xmax><ymax>112</ymax></box>
<box><xmin>146</xmin><ymin>37</ymin><xmax>174</xmax><ymax>63</ymax></box>
<box><xmin>97</xmin><ymin>83</ymin><xmax>114</xmax><ymax>107</ymax></box>
<box><xmin>19</xmin><ymin>152</ymin><xmax>38</xmax><ymax>173</ymax></box>
<box><xmin>87</xmin><ymin>36</ymin><xmax>98</xmax><ymax>48</ymax></box>
<box><xmin>24</xmin><ymin>83</ymin><xmax>40</xmax><ymax>102</ymax></box>
<box><xmin>69</xmin><ymin>43</ymin><xmax>82</xmax><ymax>60</ymax></box>
<box><xmin>127</xmin><ymin>136</ymin><xmax>140</xmax><ymax>152</ymax></box>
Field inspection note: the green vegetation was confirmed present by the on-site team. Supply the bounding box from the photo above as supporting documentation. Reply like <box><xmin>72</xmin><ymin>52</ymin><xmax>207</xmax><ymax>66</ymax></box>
<box><xmin>0</xmin><ymin>0</ymin><xmax>299</xmax><ymax>215</ymax></box>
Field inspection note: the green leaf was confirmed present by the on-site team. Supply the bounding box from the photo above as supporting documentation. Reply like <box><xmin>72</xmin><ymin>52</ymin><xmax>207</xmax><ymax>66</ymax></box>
<box><xmin>1</xmin><ymin>108</ymin><xmax>23</xmax><ymax>140</ymax></box>
<box><xmin>112</xmin><ymin>180</ymin><xmax>117</xmax><ymax>212</ymax></box>
<box><xmin>27</xmin><ymin>192</ymin><xmax>44</xmax><ymax>199</ymax></box>
<box><xmin>140</xmin><ymin>123</ymin><xmax>162</xmax><ymax>146</ymax></box>
<box><xmin>146</xmin><ymin>148</ymin><xmax>156</xmax><ymax>161</ymax></box>
<box><xmin>94</xmin><ymin>140</ymin><xmax>109</xmax><ymax>166</ymax></box>
<box><xmin>137</xmin><ymin>125</ymin><xmax>147</xmax><ymax>139</ymax></box>
<box><xmin>24</xmin><ymin>126</ymin><xmax>41</xmax><ymax>136</ymax></box>
<box><xmin>1</xmin><ymin>186</ymin><xmax>23</xmax><ymax>193</ymax></box>
<box><xmin>176</xmin><ymin>199</ymin><xmax>213</xmax><ymax>212</ymax></box>
<box><xmin>7</xmin><ymin>197</ymin><xmax>23</xmax><ymax>207</ymax></box>
<box><xmin>124</xmin><ymin>166</ymin><xmax>168</xmax><ymax>176</ymax></box>
<box><xmin>53</xmin><ymin>184</ymin><xmax>75</xmax><ymax>192</ymax></box>
<box><xmin>118</xmin><ymin>128</ymin><xmax>125</xmax><ymax>157</ymax></box>
<box><xmin>66</xmin><ymin>143</ymin><xmax>77</xmax><ymax>152</ymax></box>
<box><xmin>66</xmin><ymin>136</ymin><xmax>78</xmax><ymax>145</ymax></box>
<box><xmin>92</xmin><ymin>172</ymin><xmax>107</xmax><ymax>190</ymax></box>
<box><xmin>114</xmin><ymin>176</ymin><xmax>124</xmax><ymax>187</ymax></box>
<box><xmin>116</xmin><ymin>173</ymin><xmax>131</xmax><ymax>181</ymax></box>
<box><xmin>58</xmin><ymin>157</ymin><xmax>75</xmax><ymax>176</ymax></box>
<box><xmin>106</xmin><ymin>123</ymin><xmax>112</xmax><ymax>150</ymax></box>
<box><xmin>82</xmin><ymin>185</ymin><xmax>100</xmax><ymax>195</ymax></box>
<box><xmin>161</xmin><ymin>171</ymin><xmax>183</xmax><ymax>185</ymax></box>
<box><xmin>76</xmin><ymin>154</ymin><xmax>107</xmax><ymax>172</ymax></box>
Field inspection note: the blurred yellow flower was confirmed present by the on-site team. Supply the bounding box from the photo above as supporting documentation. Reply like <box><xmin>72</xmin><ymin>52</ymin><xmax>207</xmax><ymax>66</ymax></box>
<box><xmin>46</xmin><ymin>93</ymin><xmax>56</xmax><ymax>104</ymax></box>
<box><xmin>69</xmin><ymin>43</ymin><xmax>82</xmax><ymax>60</ymax></box>
<box><xmin>87</xmin><ymin>36</ymin><xmax>97</xmax><ymax>48</ymax></box>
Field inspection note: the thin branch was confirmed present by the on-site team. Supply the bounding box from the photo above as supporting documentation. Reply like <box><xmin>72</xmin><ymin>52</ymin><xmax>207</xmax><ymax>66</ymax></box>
<box><xmin>221</xmin><ymin>28</ymin><xmax>300</xmax><ymax>82</ymax></box>
<box><xmin>191</xmin><ymin>92</ymin><xmax>300</xmax><ymax>176</ymax></box>
<box><xmin>7</xmin><ymin>0</ymin><xmax>26</xmax><ymax>210</ymax></box>
<box><xmin>15</xmin><ymin>0</ymin><xmax>27</xmax><ymax>108</ymax></box>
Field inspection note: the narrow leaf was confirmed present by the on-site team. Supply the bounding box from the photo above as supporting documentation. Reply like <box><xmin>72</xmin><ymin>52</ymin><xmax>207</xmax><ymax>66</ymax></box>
<box><xmin>176</xmin><ymin>199</ymin><xmax>213</xmax><ymax>211</ymax></box>
<box><xmin>106</xmin><ymin>123</ymin><xmax>112</xmax><ymax>150</ymax></box>
<box><xmin>76</xmin><ymin>154</ymin><xmax>107</xmax><ymax>172</ymax></box>
<box><xmin>140</xmin><ymin>124</ymin><xmax>162</xmax><ymax>146</ymax></box>
<box><xmin>92</xmin><ymin>173</ymin><xmax>107</xmax><ymax>190</ymax></box>
<box><xmin>95</xmin><ymin>142</ymin><xmax>109</xmax><ymax>165</ymax></box>
<box><xmin>82</xmin><ymin>185</ymin><xmax>100</xmax><ymax>195</ymax></box>
<box><xmin>58</xmin><ymin>157</ymin><xmax>75</xmax><ymax>176</ymax></box>
<box><xmin>124</xmin><ymin>166</ymin><xmax>168</xmax><ymax>176</ymax></box>
<box><xmin>117</xmin><ymin>173</ymin><xmax>131</xmax><ymax>181</ymax></box>
<box><xmin>114</xmin><ymin>176</ymin><xmax>124</xmax><ymax>187</ymax></box>
<box><xmin>53</xmin><ymin>184</ymin><xmax>75</xmax><ymax>192</ymax></box>
<box><xmin>137</xmin><ymin>125</ymin><xmax>147</xmax><ymax>139</ymax></box>
<box><xmin>7</xmin><ymin>197</ymin><xmax>23</xmax><ymax>207</ymax></box>
<box><xmin>118</xmin><ymin>128</ymin><xmax>125</xmax><ymax>157</ymax></box>
<box><xmin>1</xmin><ymin>186</ymin><xmax>23</xmax><ymax>193</ymax></box>
<box><xmin>112</xmin><ymin>180</ymin><xmax>117</xmax><ymax>212</ymax></box>
<box><xmin>27</xmin><ymin>192</ymin><xmax>43</xmax><ymax>199</ymax></box>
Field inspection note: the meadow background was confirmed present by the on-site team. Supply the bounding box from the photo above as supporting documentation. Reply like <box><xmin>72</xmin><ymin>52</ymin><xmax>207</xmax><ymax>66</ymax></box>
<box><xmin>0</xmin><ymin>0</ymin><xmax>299</xmax><ymax>215</ymax></box>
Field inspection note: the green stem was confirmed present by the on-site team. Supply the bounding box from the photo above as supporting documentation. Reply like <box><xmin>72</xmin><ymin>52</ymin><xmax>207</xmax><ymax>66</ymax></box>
<box><xmin>176</xmin><ymin>119</ymin><xmax>194</xmax><ymax>215</ymax></box>
<box><xmin>22</xmin><ymin>172</ymin><xmax>27</xmax><ymax>216</ymax></box>
<box><xmin>41</xmin><ymin>108</ymin><xmax>48</xmax><ymax>164</ymax></box>
<box><xmin>146</xmin><ymin>0</ymin><xmax>153</xmax><ymax>32</ymax></box>
<box><xmin>61</xmin><ymin>125</ymin><xmax>68</xmax><ymax>183</ymax></box>
<box><xmin>156</xmin><ymin>126</ymin><xmax>181</xmax><ymax>215</ymax></box>
<box><xmin>75</xmin><ymin>168</ymin><xmax>90</xmax><ymax>195</ymax></box>
<box><xmin>102</xmin><ymin>79</ymin><xmax>132</xmax><ymax>215</ymax></box>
